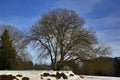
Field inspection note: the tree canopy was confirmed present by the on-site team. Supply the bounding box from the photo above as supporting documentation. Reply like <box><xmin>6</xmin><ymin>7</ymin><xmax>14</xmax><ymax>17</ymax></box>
<box><xmin>30</xmin><ymin>8</ymin><xmax>102</xmax><ymax>70</ymax></box>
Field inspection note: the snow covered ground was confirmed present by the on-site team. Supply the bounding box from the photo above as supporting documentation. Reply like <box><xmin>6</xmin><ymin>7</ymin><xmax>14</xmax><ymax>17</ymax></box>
<box><xmin>0</xmin><ymin>70</ymin><xmax>120</xmax><ymax>80</ymax></box>
<box><xmin>0</xmin><ymin>70</ymin><xmax>82</xmax><ymax>80</ymax></box>
<box><xmin>82</xmin><ymin>75</ymin><xmax>120</xmax><ymax>80</ymax></box>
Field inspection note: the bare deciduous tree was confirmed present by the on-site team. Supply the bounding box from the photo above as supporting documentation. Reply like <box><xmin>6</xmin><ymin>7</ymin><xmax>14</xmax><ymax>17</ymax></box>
<box><xmin>92</xmin><ymin>43</ymin><xmax>111</xmax><ymax>57</ymax></box>
<box><xmin>30</xmin><ymin>8</ymin><xmax>110</xmax><ymax>70</ymax></box>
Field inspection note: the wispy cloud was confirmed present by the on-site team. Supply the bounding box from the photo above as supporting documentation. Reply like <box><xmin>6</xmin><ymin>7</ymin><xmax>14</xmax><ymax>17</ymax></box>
<box><xmin>85</xmin><ymin>14</ymin><xmax>120</xmax><ymax>57</ymax></box>
<box><xmin>90</xmin><ymin>17</ymin><xmax>120</xmax><ymax>29</ymax></box>
<box><xmin>0</xmin><ymin>16</ymin><xmax>39</xmax><ymax>30</ymax></box>
<box><xmin>53</xmin><ymin>0</ymin><xmax>102</xmax><ymax>16</ymax></box>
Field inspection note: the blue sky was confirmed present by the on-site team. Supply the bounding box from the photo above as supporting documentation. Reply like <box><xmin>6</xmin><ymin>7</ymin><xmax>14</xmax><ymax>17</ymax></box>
<box><xmin>0</xmin><ymin>0</ymin><xmax>120</xmax><ymax>58</ymax></box>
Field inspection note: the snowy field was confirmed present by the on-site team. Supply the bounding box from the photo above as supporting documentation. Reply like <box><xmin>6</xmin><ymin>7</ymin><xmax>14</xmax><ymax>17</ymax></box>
<box><xmin>82</xmin><ymin>75</ymin><xmax>120</xmax><ymax>80</ymax></box>
<box><xmin>0</xmin><ymin>70</ymin><xmax>82</xmax><ymax>80</ymax></box>
<box><xmin>0</xmin><ymin>70</ymin><xmax>119</xmax><ymax>80</ymax></box>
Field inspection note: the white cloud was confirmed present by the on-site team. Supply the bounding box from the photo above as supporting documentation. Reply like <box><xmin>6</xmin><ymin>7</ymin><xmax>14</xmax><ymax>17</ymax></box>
<box><xmin>85</xmin><ymin>15</ymin><xmax>120</xmax><ymax>57</ymax></box>
<box><xmin>0</xmin><ymin>16</ymin><xmax>39</xmax><ymax>30</ymax></box>
<box><xmin>90</xmin><ymin>17</ymin><xmax>120</xmax><ymax>29</ymax></box>
<box><xmin>109</xmin><ymin>42</ymin><xmax>120</xmax><ymax>57</ymax></box>
<box><xmin>53</xmin><ymin>0</ymin><xmax>102</xmax><ymax>15</ymax></box>
<box><xmin>94</xmin><ymin>30</ymin><xmax>120</xmax><ymax>57</ymax></box>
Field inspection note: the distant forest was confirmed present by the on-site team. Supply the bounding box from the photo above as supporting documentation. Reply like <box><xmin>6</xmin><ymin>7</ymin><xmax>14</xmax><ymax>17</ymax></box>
<box><xmin>81</xmin><ymin>57</ymin><xmax>120</xmax><ymax>77</ymax></box>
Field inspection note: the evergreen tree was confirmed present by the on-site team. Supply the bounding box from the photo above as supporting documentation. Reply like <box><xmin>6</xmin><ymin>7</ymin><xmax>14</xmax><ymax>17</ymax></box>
<box><xmin>0</xmin><ymin>29</ymin><xmax>16</xmax><ymax>70</ymax></box>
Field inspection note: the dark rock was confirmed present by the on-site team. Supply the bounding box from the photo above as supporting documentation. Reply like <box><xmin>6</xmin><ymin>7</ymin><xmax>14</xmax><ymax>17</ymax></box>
<box><xmin>22</xmin><ymin>77</ymin><xmax>29</xmax><ymax>80</ymax></box>
<box><xmin>42</xmin><ymin>73</ymin><xmax>50</xmax><ymax>76</ymax></box>
<box><xmin>0</xmin><ymin>74</ymin><xmax>17</xmax><ymax>80</ymax></box>
<box><xmin>69</xmin><ymin>74</ymin><xmax>74</xmax><ymax>76</ymax></box>
<box><xmin>16</xmin><ymin>74</ymin><xmax>22</xmax><ymax>77</ymax></box>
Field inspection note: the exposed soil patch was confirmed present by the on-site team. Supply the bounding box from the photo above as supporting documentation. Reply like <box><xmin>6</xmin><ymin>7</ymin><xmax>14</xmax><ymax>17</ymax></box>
<box><xmin>69</xmin><ymin>74</ymin><xmax>74</xmax><ymax>76</ymax></box>
<box><xmin>0</xmin><ymin>74</ymin><xmax>29</xmax><ymax>80</ymax></box>
<box><xmin>22</xmin><ymin>77</ymin><xmax>29</xmax><ymax>80</ymax></box>
<box><xmin>16</xmin><ymin>74</ymin><xmax>23</xmax><ymax>77</ymax></box>
<box><xmin>42</xmin><ymin>72</ymin><xmax>68</xmax><ymax>79</ymax></box>
<box><xmin>0</xmin><ymin>74</ymin><xmax>17</xmax><ymax>80</ymax></box>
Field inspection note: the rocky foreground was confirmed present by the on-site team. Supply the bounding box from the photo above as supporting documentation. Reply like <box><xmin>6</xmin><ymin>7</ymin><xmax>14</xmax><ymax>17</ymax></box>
<box><xmin>0</xmin><ymin>71</ymin><xmax>82</xmax><ymax>80</ymax></box>
<box><xmin>0</xmin><ymin>71</ymin><xmax>120</xmax><ymax>80</ymax></box>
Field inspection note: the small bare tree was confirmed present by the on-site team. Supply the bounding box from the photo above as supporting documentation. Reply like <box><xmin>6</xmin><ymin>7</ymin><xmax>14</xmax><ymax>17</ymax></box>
<box><xmin>92</xmin><ymin>43</ymin><xmax>111</xmax><ymax>57</ymax></box>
